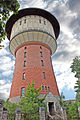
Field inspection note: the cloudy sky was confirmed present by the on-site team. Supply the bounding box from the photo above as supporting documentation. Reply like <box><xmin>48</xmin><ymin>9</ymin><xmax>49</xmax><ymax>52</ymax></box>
<box><xmin>0</xmin><ymin>0</ymin><xmax>80</xmax><ymax>100</ymax></box>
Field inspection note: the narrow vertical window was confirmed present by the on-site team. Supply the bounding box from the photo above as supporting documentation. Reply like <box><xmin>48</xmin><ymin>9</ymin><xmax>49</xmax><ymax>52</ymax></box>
<box><xmin>48</xmin><ymin>86</ymin><xmax>50</xmax><ymax>91</ymax></box>
<box><xmin>43</xmin><ymin>72</ymin><xmax>46</xmax><ymax>79</ymax></box>
<box><xmin>24</xmin><ymin>52</ymin><xmax>26</xmax><ymax>58</ymax></box>
<box><xmin>24</xmin><ymin>19</ymin><xmax>26</xmax><ymax>23</ymax></box>
<box><xmin>20</xmin><ymin>21</ymin><xmax>22</xmax><ymax>25</ymax></box>
<box><xmin>40</xmin><ymin>52</ymin><xmax>42</xmax><ymax>57</ymax></box>
<box><xmin>45</xmin><ymin>86</ymin><xmax>47</xmax><ymax>91</ymax></box>
<box><xmin>23</xmin><ymin>72</ymin><xmax>25</xmax><ymax>80</ymax></box>
<box><xmin>24</xmin><ymin>47</ymin><xmax>27</xmax><ymax>50</ymax></box>
<box><xmin>24</xmin><ymin>61</ymin><xmax>26</xmax><ymax>67</ymax></box>
<box><xmin>39</xmin><ymin>19</ymin><xmax>41</xmax><ymax>23</ymax></box>
<box><xmin>40</xmin><ymin>46</ymin><xmax>42</xmax><ymax>49</ymax></box>
<box><xmin>42</xmin><ymin>86</ymin><xmax>44</xmax><ymax>91</ymax></box>
<box><xmin>41</xmin><ymin>60</ymin><xmax>44</xmax><ymax>66</ymax></box>
<box><xmin>21</xmin><ymin>87</ymin><xmax>25</xmax><ymax>96</ymax></box>
<box><xmin>44</xmin><ymin>21</ymin><xmax>46</xmax><ymax>25</ymax></box>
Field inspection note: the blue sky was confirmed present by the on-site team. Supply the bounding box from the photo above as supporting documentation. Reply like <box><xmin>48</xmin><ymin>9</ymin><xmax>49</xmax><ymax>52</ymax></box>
<box><xmin>0</xmin><ymin>0</ymin><xmax>80</xmax><ymax>100</ymax></box>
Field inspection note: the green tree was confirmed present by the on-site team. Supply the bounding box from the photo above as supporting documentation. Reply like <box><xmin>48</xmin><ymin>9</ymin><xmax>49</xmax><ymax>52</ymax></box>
<box><xmin>66</xmin><ymin>102</ymin><xmax>80</xmax><ymax>120</ymax></box>
<box><xmin>75</xmin><ymin>80</ymin><xmax>80</xmax><ymax>102</ymax></box>
<box><xmin>0</xmin><ymin>0</ymin><xmax>20</xmax><ymax>43</ymax></box>
<box><xmin>19</xmin><ymin>81</ymin><xmax>46</xmax><ymax>120</ymax></box>
<box><xmin>70</xmin><ymin>56</ymin><xmax>80</xmax><ymax>102</ymax></box>
<box><xmin>59</xmin><ymin>92</ymin><xmax>65</xmax><ymax>106</ymax></box>
<box><xmin>4</xmin><ymin>81</ymin><xmax>46</xmax><ymax>120</ymax></box>
<box><xmin>4</xmin><ymin>100</ymin><xmax>18</xmax><ymax>120</ymax></box>
<box><xmin>70</xmin><ymin>56</ymin><xmax>80</xmax><ymax>78</ymax></box>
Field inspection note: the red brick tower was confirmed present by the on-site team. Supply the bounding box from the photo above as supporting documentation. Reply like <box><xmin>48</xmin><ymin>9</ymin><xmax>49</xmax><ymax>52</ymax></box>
<box><xmin>6</xmin><ymin>8</ymin><xmax>60</xmax><ymax>102</ymax></box>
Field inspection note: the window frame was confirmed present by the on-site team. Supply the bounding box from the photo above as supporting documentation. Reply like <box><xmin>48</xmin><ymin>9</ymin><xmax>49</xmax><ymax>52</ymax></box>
<box><xmin>20</xmin><ymin>21</ymin><xmax>22</xmax><ymax>25</ymax></box>
<box><xmin>23</xmin><ymin>72</ymin><xmax>25</xmax><ymax>80</ymax></box>
<box><xmin>40</xmin><ymin>52</ymin><xmax>42</xmax><ymax>57</ymax></box>
<box><xmin>42</xmin><ymin>86</ymin><xmax>44</xmax><ymax>91</ymax></box>
<box><xmin>39</xmin><ymin>19</ymin><xmax>41</xmax><ymax>23</ymax></box>
<box><xmin>24</xmin><ymin>52</ymin><xmax>26</xmax><ymax>58</ymax></box>
<box><xmin>24</xmin><ymin>61</ymin><xmax>26</xmax><ymax>67</ymax></box>
<box><xmin>45</xmin><ymin>86</ymin><xmax>47</xmax><ymax>91</ymax></box>
<box><xmin>41</xmin><ymin>60</ymin><xmax>44</xmax><ymax>66</ymax></box>
<box><xmin>43</xmin><ymin>72</ymin><xmax>46</xmax><ymax>79</ymax></box>
<box><xmin>24</xmin><ymin>19</ymin><xmax>26</xmax><ymax>24</ymax></box>
<box><xmin>21</xmin><ymin>87</ymin><xmax>25</xmax><ymax>96</ymax></box>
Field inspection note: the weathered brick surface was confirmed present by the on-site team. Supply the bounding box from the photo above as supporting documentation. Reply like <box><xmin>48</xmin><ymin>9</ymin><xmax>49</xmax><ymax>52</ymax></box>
<box><xmin>10</xmin><ymin>42</ymin><xmax>59</xmax><ymax>98</ymax></box>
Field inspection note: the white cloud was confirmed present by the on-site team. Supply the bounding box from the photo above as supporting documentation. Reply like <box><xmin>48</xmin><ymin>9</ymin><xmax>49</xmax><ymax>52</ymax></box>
<box><xmin>19</xmin><ymin>0</ymin><xmax>47</xmax><ymax>9</ymax></box>
<box><xmin>2</xmin><ymin>70</ymin><xmax>13</xmax><ymax>76</ymax></box>
<box><xmin>53</xmin><ymin>62</ymin><xmax>77</xmax><ymax>92</ymax></box>
<box><xmin>0</xmin><ymin>80</ymin><xmax>6</xmax><ymax>85</ymax></box>
<box><xmin>0</xmin><ymin>56</ymin><xmax>14</xmax><ymax>73</ymax></box>
<box><xmin>0</xmin><ymin>82</ymin><xmax>11</xmax><ymax>100</ymax></box>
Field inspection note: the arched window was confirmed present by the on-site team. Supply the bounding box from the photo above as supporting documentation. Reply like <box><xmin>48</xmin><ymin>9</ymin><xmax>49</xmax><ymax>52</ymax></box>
<box><xmin>24</xmin><ymin>52</ymin><xmax>26</xmax><ymax>57</ymax></box>
<box><xmin>24</xmin><ymin>19</ymin><xmax>26</xmax><ymax>23</ymax></box>
<box><xmin>41</xmin><ymin>60</ymin><xmax>44</xmax><ymax>66</ymax></box>
<box><xmin>43</xmin><ymin>72</ymin><xmax>46</xmax><ymax>79</ymax></box>
<box><xmin>21</xmin><ymin>87</ymin><xmax>25</xmax><ymax>96</ymax></box>
<box><xmin>42</xmin><ymin>86</ymin><xmax>44</xmax><ymax>91</ymax></box>
<box><xmin>23</xmin><ymin>72</ymin><xmax>25</xmax><ymax>80</ymax></box>
<box><xmin>24</xmin><ymin>61</ymin><xmax>26</xmax><ymax>67</ymax></box>
<box><xmin>45</xmin><ymin>86</ymin><xmax>47</xmax><ymax>91</ymax></box>
<box><xmin>20</xmin><ymin>21</ymin><xmax>22</xmax><ymax>25</ymax></box>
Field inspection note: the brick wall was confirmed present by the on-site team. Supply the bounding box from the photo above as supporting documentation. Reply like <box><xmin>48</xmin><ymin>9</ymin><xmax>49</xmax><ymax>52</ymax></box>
<box><xmin>10</xmin><ymin>42</ymin><xmax>59</xmax><ymax>98</ymax></box>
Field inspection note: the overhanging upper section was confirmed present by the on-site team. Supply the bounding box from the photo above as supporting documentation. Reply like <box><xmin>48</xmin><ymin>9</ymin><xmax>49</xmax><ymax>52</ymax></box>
<box><xmin>6</xmin><ymin>8</ymin><xmax>60</xmax><ymax>40</ymax></box>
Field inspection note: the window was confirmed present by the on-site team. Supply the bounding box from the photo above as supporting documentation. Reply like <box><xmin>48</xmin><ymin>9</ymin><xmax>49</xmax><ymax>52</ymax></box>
<box><xmin>45</xmin><ymin>86</ymin><xmax>47</xmax><ymax>91</ymax></box>
<box><xmin>40</xmin><ymin>46</ymin><xmax>42</xmax><ymax>49</ymax></box>
<box><xmin>24</xmin><ymin>52</ymin><xmax>26</xmax><ymax>57</ymax></box>
<box><xmin>21</xmin><ymin>87</ymin><xmax>25</xmax><ymax>96</ymax></box>
<box><xmin>43</xmin><ymin>72</ymin><xmax>46</xmax><ymax>79</ymax></box>
<box><xmin>23</xmin><ymin>72</ymin><xmax>25</xmax><ymax>80</ymax></box>
<box><xmin>39</xmin><ymin>19</ymin><xmax>41</xmax><ymax>23</ymax></box>
<box><xmin>24</xmin><ymin>47</ymin><xmax>27</xmax><ymax>49</ymax></box>
<box><xmin>44</xmin><ymin>21</ymin><xmax>46</xmax><ymax>25</ymax></box>
<box><xmin>48</xmin><ymin>86</ymin><xmax>50</xmax><ymax>91</ymax></box>
<box><xmin>40</xmin><ymin>52</ymin><xmax>42</xmax><ymax>57</ymax></box>
<box><xmin>24</xmin><ymin>61</ymin><xmax>26</xmax><ymax>67</ymax></box>
<box><xmin>41</xmin><ymin>60</ymin><xmax>44</xmax><ymax>66</ymax></box>
<box><xmin>24</xmin><ymin>19</ymin><xmax>26</xmax><ymax>23</ymax></box>
<box><xmin>20</xmin><ymin>21</ymin><xmax>22</xmax><ymax>25</ymax></box>
<box><xmin>42</xmin><ymin>86</ymin><xmax>44</xmax><ymax>91</ymax></box>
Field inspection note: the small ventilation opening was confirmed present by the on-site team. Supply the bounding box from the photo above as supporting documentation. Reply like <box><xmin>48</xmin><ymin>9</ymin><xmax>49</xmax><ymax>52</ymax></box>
<box><xmin>48</xmin><ymin>102</ymin><xmax>54</xmax><ymax>116</ymax></box>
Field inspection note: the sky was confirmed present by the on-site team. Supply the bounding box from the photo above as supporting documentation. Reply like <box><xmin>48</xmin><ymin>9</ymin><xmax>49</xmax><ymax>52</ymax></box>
<box><xmin>0</xmin><ymin>0</ymin><xmax>80</xmax><ymax>101</ymax></box>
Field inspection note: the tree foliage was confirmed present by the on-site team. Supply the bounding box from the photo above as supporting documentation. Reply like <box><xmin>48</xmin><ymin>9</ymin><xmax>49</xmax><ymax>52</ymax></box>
<box><xmin>0</xmin><ymin>0</ymin><xmax>20</xmax><ymax>43</ymax></box>
<box><xmin>63</xmin><ymin>101</ymin><xmax>80</xmax><ymax>120</ymax></box>
<box><xmin>4</xmin><ymin>81</ymin><xmax>46</xmax><ymax>120</ymax></box>
<box><xmin>70</xmin><ymin>56</ymin><xmax>80</xmax><ymax>78</ymax></box>
<box><xmin>59</xmin><ymin>92</ymin><xmax>65</xmax><ymax>106</ymax></box>
<box><xmin>4</xmin><ymin>100</ymin><xmax>18</xmax><ymax>120</ymax></box>
<box><xmin>19</xmin><ymin>81</ymin><xmax>46</xmax><ymax>120</ymax></box>
<box><xmin>70</xmin><ymin>56</ymin><xmax>80</xmax><ymax>102</ymax></box>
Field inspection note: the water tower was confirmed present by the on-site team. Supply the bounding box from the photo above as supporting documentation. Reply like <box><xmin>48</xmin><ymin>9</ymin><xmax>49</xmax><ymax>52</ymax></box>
<box><xmin>6</xmin><ymin>8</ymin><xmax>60</xmax><ymax>103</ymax></box>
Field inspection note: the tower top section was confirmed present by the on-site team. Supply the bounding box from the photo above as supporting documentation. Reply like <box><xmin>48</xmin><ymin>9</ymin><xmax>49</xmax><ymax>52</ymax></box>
<box><xmin>6</xmin><ymin>8</ymin><xmax>60</xmax><ymax>56</ymax></box>
<box><xmin>6</xmin><ymin>8</ymin><xmax>60</xmax><ymax>40</ymax></box>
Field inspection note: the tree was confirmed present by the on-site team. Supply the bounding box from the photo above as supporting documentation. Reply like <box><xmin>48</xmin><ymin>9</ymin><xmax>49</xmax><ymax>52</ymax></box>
<box><xmin>4</xmin><ymin>100</ymin><xmax>18</xmax><ymax>120</ymax></box>
<box><xmin>59</xmin><ymin>92</ymin><xmax>65</xmax><ymax>106</ymax></box>
<box><xmin>70</xmin><ymin>56</ymin><xmax>80</xmax><ymax>78</ymax></box>
<box><xmin>4</xmin><ymin>81</ymin><xmax>46</xmax><ymax>120</ymax></box>
<box><xmin>19</xmin><ymin>81</ymin><xmax>46</xmax><ymax>120</ymax></box>
<box><xmin>66</xmin><ymin>102</ymin><xmax>79</xmax><ymax>120</ymax></box>
<box><xmin>75</xmin><ymin>80</ymin><xmax>80</xmax><ymax>102</ymax></box>
<box><xmin>0</xmin><ymin>0</ymin><xmax>20</xmax><ymax>43</ymax></box>
<box><xmin>70</xmin><ymin>56</ymin><xmax>80</xmax><ymax>102</ymax></box>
